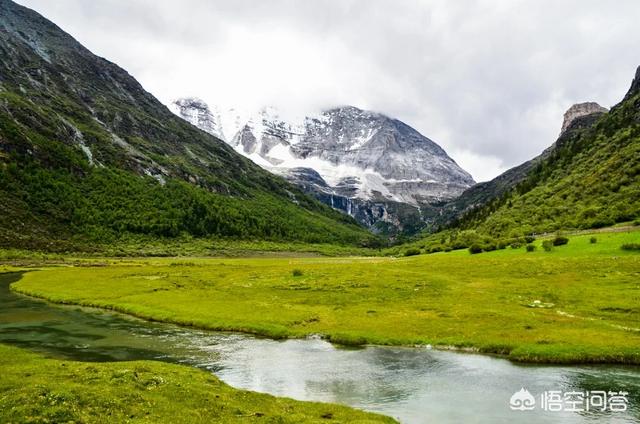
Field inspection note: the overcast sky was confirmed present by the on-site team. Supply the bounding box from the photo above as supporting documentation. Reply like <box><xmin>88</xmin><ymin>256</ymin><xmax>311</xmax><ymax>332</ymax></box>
<box><xmin>17</xmin><ymin>0</ymin><xmax>640</xmax><ymax>181</ymax></box>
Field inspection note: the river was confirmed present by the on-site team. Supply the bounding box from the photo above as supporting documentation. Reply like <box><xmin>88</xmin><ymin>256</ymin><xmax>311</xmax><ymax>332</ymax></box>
<box><xmin>1</xmin><ymin>272</ymin><xmax>638</xmax><ymax>423</ymax></box>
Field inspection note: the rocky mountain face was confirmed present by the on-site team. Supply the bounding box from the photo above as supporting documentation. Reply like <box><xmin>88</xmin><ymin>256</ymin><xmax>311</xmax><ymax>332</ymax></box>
<box><xmin>560</xmin><ymin>102</ymin><xmax>608</xmax><ymax>134</ymax></box>
<box><xmin>171</xmin><ymin>98</ymin><xmax>475</xmax><ymax>234</ymax></box>
<box><xmin>171</xmin><ymin>98</ymin><xmax>225</xmax><ymax>140</ymax></box>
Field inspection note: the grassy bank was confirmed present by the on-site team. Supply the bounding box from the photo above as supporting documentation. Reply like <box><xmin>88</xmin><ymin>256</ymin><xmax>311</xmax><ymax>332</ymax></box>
<box><xmin>11</xmin><ymin>230</ymin><xmax>640</xmax><ymax>364</ymax></box>
<box><xmin>0</xmin><ymin>237</ymin><xmax>382</xmax><ymax>261</ymax></box>
<box><xmin>0</xmin><ymin>344</ymin><xmax>394</xmax><ymax>423</ymax></box>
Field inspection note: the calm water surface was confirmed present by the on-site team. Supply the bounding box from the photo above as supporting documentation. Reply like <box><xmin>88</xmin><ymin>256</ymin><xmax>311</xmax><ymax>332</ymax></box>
<box><xmin>1</xmin><ymin>272</ymin><xmax>638</xmax><ymax>423</ymax></box>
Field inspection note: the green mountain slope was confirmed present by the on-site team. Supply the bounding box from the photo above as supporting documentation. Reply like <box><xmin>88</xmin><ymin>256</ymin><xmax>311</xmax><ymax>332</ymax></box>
<box><xmin>459</xmin><ymin>67</ymin><xmax>640</xmax><ymax>238</ymax></box>
<box><xmin>400</xmin><ymin>66</ymin><xmax>640</xmax><ymax>253</ymax></box>
<box><xmin>0</xmin><ymin>0</ymin><xmax>378</xmax><ymax>250</ymax></box>
<box><xmin>430</xmin><ymin>110</ymin><xmax>606</xmax><ymax>232</ymax></box>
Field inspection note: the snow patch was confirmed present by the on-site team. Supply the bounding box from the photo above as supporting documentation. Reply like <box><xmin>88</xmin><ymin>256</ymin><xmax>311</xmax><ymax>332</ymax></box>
<box><xmin>144</xmin><ymin>168</ymin><xmax>166</xmax><ymax>186</ymax></box>
<box><xmin>62</xmin><ymin>118</ymin><xmax>94</xmax><ymax>166</ymax></box>
<box><xmin>347</xmin><ymin>128</ymin><xmax>377</xmax><ymax>151</ymax></box>
<box><xmin>79</xmin><ymin>143</ymin><xmax>93</xmax><ymax>165</ymax></box>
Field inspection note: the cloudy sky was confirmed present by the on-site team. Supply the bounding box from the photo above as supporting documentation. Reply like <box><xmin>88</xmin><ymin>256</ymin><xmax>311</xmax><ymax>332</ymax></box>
<box><xmin>17</xmin><ymin>0</ymin><xmax>640</xmax><ymax>181</ymax></box>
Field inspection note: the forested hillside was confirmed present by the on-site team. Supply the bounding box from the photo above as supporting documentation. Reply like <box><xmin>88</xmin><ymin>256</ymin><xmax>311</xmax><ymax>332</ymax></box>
<box><xmin>461</xmin><ymin>68</ymin><xmax>640</xmax><ymax>238</ymax></box>
<box><xmin>0</xmin><ymin>0</ymin><xmax>378</xmax><ymax>251</ymax></box>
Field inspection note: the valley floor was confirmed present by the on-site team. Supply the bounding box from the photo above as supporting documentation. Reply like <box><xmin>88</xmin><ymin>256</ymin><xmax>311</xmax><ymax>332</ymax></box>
<box><xmin>7</xmin><ymin>229</ymin><xmax>640</xmax><ymax>364</ymax></box>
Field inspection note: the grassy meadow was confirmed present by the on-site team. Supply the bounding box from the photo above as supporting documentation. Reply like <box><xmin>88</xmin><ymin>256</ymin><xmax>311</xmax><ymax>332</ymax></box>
<box><xmin>10</xmin><ymin>229</ymin><xmax>640</xmax><ymax>364</ymax></box>
<box><xmin>0</xmin><ymin>237</ymin><xmax>380</xmax><ymax>261</ymax></box>
<box><xmin>0</xmin><ymin>344</ymin><xmax>394</xmax><ymax>423</ymax></box>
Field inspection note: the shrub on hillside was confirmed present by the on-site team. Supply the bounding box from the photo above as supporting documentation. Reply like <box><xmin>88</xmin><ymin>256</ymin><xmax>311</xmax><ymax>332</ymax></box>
<box><xmin>510</xmin><ymin>242</ymin><xmax>522</xmax><ymax>249</ymax></box>
<box><xmin>450</xmin><ymin>241</ymin><xmax>469</xmax><ymax>250</ymax></box>
<box><xmin>524</xmin><ymin>235</ymin><xmax>536</xmax><ymax>244</ymax></box>
<box><xmin>590</xmin><ymin>237</ymin><xmax>597</xmax><ymax>244</ymax></box>
<box><xmin>542</xmin><ymin>241</ymin><xmax>553</xmax><ymax>252</ymax></box>
<box><xmin>526</xmin><ymin>244</ymin><xmax>536</xmax><ymax>252</ymax></box>
<box><xmin>621</xmin><ymin>243</ymin><xmax>640</xmax><ymax>251</ymax></box>
<box><xmin>483</xmin><ymin>243</ymin><xmax>497</xmax><ymax>252</ymax></box>
<box><xmin>469</xmin><ymin>245</ymin><xmax>483</xmax><ymax>254</ymax></box>
<box><xmin>292</xmin><ymin>269</ymin><xmax>304</xmax><ymax>277</ymax></box>
<box><xmin>589</xmin><ymin>217</ymin><xmax>615</xmax><ymax>229</ymax></box>
<box><xmin>553</xmin><ymin>236</ymin><xmax>569</xmax><ymax>246</ymax></box>
<box><xmin>404</xmin><ymin>248</ymin><xmax>421</xmax><ymax>257</ymax></box>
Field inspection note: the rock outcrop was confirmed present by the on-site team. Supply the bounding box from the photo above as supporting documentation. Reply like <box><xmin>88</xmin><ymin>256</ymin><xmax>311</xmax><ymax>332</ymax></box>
<box><xmin>560</xmin><ymin>102</ymin><xmax>608</xmax><ymax>135</ymax></box>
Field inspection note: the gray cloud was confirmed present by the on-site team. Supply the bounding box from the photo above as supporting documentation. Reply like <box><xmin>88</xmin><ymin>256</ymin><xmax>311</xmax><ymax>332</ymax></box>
<box><xmin>16</xmin><ymin>0</ymin><xmax>640</xmax><ymax>181</ymax></box>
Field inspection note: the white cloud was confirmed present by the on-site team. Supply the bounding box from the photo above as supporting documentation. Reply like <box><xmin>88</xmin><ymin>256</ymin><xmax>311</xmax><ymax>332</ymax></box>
<box><xmin>16</xmin><ymin>0</ymin><xmax>640</xmax><ymax>181</ymax></box>
<box><xmin>448</xmin><ymin>149</ymin><xmax>508</xmax><ymax>184</ymax></box>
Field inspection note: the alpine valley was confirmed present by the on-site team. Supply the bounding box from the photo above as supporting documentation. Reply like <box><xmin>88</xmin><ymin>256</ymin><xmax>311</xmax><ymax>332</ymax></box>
<box><xmin>0</xmin><ymin>0</ymin><xmax>638</xmax><ymax>252</ymax></box>
<box><xmin>2</xmin><ymin>1</ymin><xmax>640</xmax><ymax>424</ymax></box>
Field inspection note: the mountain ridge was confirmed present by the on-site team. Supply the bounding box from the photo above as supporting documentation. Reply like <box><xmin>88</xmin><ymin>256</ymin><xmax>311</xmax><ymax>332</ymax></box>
<box><xmin>0</xmin><ymin>0</ymin><xmax>378</xmax><ymax>250</ymax></box>
<box><xmin>171</xmin><ymin>97</ymin><xmax>475</xmax><ymax>235</ymax></box>
<box><xmin>403</xmin><ymin>68</ymin><xmax>640</xmax><ymax>252</ymax></box>
<box><xmin>432</xmin><ymin>102</ymin><xmax>610</xmax><ymax>230</ymax></box>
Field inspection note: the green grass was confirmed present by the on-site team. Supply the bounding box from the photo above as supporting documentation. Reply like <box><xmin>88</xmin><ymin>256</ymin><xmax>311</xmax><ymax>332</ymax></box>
<box><xmin>0</xmin><ymin>344</ymin><xmax>394</xmax><ymax>423</ymax></box>
<box><xmin>11</xmin><ymin>230</ymin><xmax>640</xmax><ymax>364</ymax></box>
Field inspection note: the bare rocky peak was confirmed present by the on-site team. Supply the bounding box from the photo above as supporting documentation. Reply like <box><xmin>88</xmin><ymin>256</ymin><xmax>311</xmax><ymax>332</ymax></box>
<box><xmin>560</xmin><ymin>102</ymin><xmax>608</xmax><ymax>134</ymax></box>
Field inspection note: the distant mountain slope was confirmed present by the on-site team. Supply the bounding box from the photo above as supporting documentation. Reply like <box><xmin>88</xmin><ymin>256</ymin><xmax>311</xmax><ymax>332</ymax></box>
<box><xmin>171</xmin><ymin>98</ymin><xmax>474</xmax><ymax>235</ymax></box>
<box><xmin>446</xmin><ymin>67</ymin><xmax>640</xmax><ymax>238</ymax></box>
<box><xmin>434</xmin><ymin>103</ymin><xmax>609</xmax><ymax>230</ymax></box>
<box><xmin>0</xmin><ymin>0</ymin><xmax>377</xmax><ymax>250</ymax></box>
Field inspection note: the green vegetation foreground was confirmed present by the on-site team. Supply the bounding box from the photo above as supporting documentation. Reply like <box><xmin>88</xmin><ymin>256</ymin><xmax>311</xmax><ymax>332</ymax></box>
<box><xmin>12</xmin><ymin>230</ymin><xmax>640</xmax><ymax>364</ymax></box>
<box><xmin>0</xmin><ymin>344</ymin><xmax>393</xmax><ymax>423</ymax></box>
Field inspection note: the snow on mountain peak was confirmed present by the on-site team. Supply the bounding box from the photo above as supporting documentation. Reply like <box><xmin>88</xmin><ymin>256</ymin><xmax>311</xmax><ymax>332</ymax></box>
<box><xmin>170</xmin><ymin>98</ymin><xmax>475</xmax><ymax>207</ymax></box>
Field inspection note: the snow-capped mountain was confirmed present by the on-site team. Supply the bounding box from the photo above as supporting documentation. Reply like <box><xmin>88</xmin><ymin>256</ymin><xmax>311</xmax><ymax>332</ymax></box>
<box><xmin>170</xmin><ymin>98</ymin><xmax>475</xmax><ymax>234</ymax></box>
<box><xmin>171</xmin><ymin>98</ymin><xmax>225</xmax><ymax>140</ymax></box>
